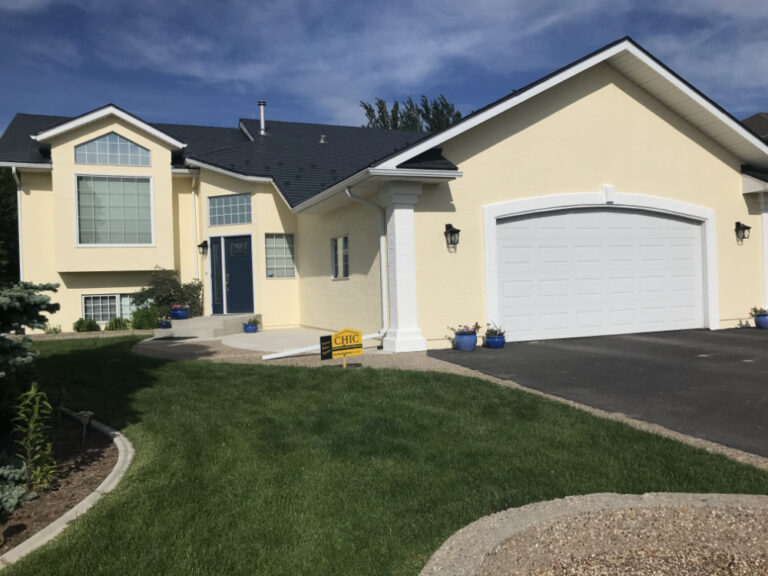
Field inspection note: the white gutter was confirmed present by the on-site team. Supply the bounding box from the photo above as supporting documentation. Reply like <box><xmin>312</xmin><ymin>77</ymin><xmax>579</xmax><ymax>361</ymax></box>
<box><xmin>345</xmin><ymin>188</ymin><xmax>388</xmax><ymax>335</ymax></box>
<box><xmin>191</xmin><ymin>174</ymin><xmax>199</xmax><ymax>280</ymax></box>
<box><xmin>0</xmin><ymin>162</ymin><xmax>51</xmax><ymax>170</ymax></box>
<box><xmin>12</xmin><ymin>167</ymin><xmax>23</xmax><ymax>281</ymax></box>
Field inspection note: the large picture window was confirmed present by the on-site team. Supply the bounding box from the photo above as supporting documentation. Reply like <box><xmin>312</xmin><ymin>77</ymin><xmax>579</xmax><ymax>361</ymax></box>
<box><xmin>265</xmin><ymin>234</ymin><xmax>296</xmax><ymax>278</ymax></box>
<box><xmin>77</xmin><ymin>176</ymin><xmax>152</xmax><ymax>245</ymax></box>
<box><xmin>209</xmin><ymin>194</ymin><xmax>251</xmax><ymax>226</ymax></box>
<box><xmin>75</xmin><ymin>133</ymin><xmax>150</xmax><ymax>166</ymax></box>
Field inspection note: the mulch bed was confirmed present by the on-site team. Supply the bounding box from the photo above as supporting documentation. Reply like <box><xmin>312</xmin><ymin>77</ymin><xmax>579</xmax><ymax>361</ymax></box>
<box><xmin>0</xmin><ymin>416</ymin><xmax>117</xmax><ymax>554</ymax></box>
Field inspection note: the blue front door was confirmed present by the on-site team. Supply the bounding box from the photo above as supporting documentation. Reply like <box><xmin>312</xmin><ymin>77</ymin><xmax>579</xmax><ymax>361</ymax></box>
<box><xmin>210</xmin><ymin>235</ymin><xmax>253</xmax><ymax>314</ymax></box>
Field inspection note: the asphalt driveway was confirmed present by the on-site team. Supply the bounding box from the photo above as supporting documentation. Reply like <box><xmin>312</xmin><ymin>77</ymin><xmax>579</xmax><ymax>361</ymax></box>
<box><xmin>429</xmin><ymin>329</ymin><xmax>768</xmax><ymax>457</ymax></box>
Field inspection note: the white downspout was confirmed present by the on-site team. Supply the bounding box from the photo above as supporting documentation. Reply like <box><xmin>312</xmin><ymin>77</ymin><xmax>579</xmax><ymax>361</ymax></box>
<box><xmin>261</xmin><ymin>187</ymin><xmax>389</xmax><ymax>361</ymax></box>
<box><xmin>191</xmin><ymin>174</ymin><xmax>199</xmax><ymax>280</ymax></box>
<box><xmin>12</xmin><ymin>167</ymin><xmax>23</xmax><ymax>282</ymax></box>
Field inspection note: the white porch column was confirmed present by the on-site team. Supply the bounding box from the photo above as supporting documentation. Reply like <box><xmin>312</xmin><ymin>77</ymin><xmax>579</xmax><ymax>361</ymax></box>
<box><xmin>379</xmin><ymin>181</ymin><xmax>427</xmax><ymax>352</ymax></box>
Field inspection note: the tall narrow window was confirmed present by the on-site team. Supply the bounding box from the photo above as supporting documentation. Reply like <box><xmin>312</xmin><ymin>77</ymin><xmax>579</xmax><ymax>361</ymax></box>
<box><xmin>75</xmin><ymin>132</ymin><xmax>150</xmax><ymax>166</ymax></box>
<box><xmin>77</xmin><ymin>176</ymin><xmax>152</xmax><ymax>245</ymax></box>
<box><xmin>331</xmin><ymin>235</ymin><xmax>349</xmax><ymax>279</ymax></box>
<box><xmin>265</xmin><ymin>234</ymin><xmax>296</xmax><ymax>278</ymax></box>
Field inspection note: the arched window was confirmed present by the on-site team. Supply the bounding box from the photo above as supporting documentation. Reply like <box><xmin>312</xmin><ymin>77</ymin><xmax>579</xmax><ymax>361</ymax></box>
<box><xmin>75</xmin><ymin>132</ymin><xmax>150</xmax><ymax>166</ymax></box>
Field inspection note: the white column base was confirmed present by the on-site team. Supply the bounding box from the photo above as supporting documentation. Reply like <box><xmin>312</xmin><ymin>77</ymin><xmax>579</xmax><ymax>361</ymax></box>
<box><xmin>382</xmin><ymin>328</ymin><xmax>427</xmax><ymax>353</ymax></box>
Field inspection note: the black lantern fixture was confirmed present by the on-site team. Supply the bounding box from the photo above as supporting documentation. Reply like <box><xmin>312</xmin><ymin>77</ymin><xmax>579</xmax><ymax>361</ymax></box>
<box><xmin>444</xmin><ymin>224</ymin><xmax>461</xmax><ymax>250</ymax></box>
<box><xmin>197</xmin><ymin>240</ymin><xmax>209</xmax><ymax>255</ymax></box>
<box><xmin>735</xmin><ymin>222</ymin><xmax>751</xmax><ymax>241</ymax></box>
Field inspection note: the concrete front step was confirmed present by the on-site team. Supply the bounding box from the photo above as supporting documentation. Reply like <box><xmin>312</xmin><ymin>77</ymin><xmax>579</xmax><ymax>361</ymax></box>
<box><xmin>153</xmin><ymin>314</ymin><xmax>252</xmax><ymax>339</ymax></box>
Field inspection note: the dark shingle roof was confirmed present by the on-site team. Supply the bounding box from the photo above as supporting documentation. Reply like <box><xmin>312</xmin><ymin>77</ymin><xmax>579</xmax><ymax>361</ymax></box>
<box><xmin>0</xmin><ymin>112</ymin><xmax>457</xmax><ymax>207</ymax></box>
<box><xmin>190</xmin><ymin>119</ymin><xmax>440</xmax><ymax>207</ymax></box>
<box><xmin>742</xmin><ymin>113</ymin><xmax>768</xmax><ymax>142</ymax></box>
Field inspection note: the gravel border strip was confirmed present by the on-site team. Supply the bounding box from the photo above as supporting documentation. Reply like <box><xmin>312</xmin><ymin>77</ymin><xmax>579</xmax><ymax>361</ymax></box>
<box><xmin>0</xmin><ymin>411</ymin><xmax>135</xmax><ymax>569</ymax></box>
<box><xmin>419</xmin><ymin>492</ymin><xmax>768</xmax><ymax>576</ymax></box>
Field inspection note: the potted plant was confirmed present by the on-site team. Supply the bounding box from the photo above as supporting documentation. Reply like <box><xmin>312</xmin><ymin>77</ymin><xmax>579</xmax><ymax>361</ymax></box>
<box><xmin>449</xmin><ymin>322</ymin><xmax>481</xmax><ymax>351</ymax></box>
<box><xmin>243</xmin><ymin>316</ymin><xmax>260</xmax><ymax>334</ymax></box>
<box><xmin>484</xmin><ymin>322</ymin><xmax>506</xmax><ymax>349</ymax></box>
<box><xmin>158</xmin><ymin>317</ymin><xmax>172</xmax><ymax>329</ymax></box>
<box><xmin>170</xmin><ymin>304</ymin><xmax>190</xmax><ymax>320</ymax></box>
<box><xmin>750</xmin><ymin>306</ymin><xmax>768</xmax><ymax>329</ymax></box>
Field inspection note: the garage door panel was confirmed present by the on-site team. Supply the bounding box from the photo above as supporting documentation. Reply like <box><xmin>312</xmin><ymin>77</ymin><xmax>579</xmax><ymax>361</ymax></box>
<box><xmin>496</xmin><ymin>208</ymin><xmax>705</xmax><ymax>341</ymax></box>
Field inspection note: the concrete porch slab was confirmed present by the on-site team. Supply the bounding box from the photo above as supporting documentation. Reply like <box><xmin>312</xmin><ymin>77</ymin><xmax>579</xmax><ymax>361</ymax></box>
<box><xmin>221</xmin><ymin>327</ymin><xmax>333</xmax><ymax>353</ymax></box>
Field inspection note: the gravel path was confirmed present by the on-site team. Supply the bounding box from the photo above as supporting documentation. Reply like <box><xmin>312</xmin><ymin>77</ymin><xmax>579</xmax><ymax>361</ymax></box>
<box><xmin>134</xmin><ymin>338</ymin><xmax>768</xmax><ymax>576</ymax></box>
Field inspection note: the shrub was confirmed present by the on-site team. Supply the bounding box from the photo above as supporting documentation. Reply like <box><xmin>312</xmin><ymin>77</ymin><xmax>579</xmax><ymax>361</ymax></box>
<box><xmin>131</xmin><ymin>306</ymin><xmax>159</xmax><ymax>330</ymax></box>
<box><xmin>73</xmin><ymin>317</ymin><xmax>100</xmax><ymax>332</ymax></box>
<box><xmin>132</xmin><ymin>269</ymin><xmax>203</xmax><ymax>318</ymax></box>
<box><xmin>14</xmin><ymin>382</ymin><xmax>57</xmax><ymax>492</ymax></box>
<box><xmin>43</xmin><ymin>323</ymin><xmax>62</xmax><ymax>334</ymax></box>
<box><xmin>0</xmin><ymin>454</ymin><xmax>27</xmax><ymax>523</ymax></box>
<box><xmin>105</xmin><ymin>317</ymin><xmax>131</xmax><ymax>331</ymax></box>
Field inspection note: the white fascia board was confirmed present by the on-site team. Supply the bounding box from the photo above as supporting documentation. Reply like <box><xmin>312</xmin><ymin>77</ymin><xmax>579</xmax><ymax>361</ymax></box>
<box><xmin>32</xmin><ymin>106</ymin><xmax>186</xmax><ymax>150</ymax></box>
<box><xmin>375</xmin><ymin>40</ymin><xmax>768</xmax><ymax>169</ymax></box>
<box><xmin>184</xmin><ymin>158</ymin><xmax>272</xmax><ymax>182</ymax></box>
<box><xmin>368</xmin><ymin>168</ymin><xmax>463</xmax><ymax>179</ymax></box>
<box><xmin>171</xmin><ymin>168</ymin><xmax>200</xmax><ymax>175</ymax></box>
<box><xmin>0</xmin><ymin>161</ymin><xmax>52</xmax><ymax>170</ymax></box>
<box><xmin>238</xmin><ymin>120</ymin><xmax>255</xmax><ymax>142</ymax></box>
<box><xmin>292</xmin><ymin>170</ymin><xmax>373</xmax><ymax>214</ymax></box>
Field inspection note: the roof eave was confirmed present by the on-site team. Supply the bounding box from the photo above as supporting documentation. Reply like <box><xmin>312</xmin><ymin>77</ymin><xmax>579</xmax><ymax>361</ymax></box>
<box><xmin>0</xmin><ymin>161</ymin><xmax>52</xmax><ymax>171</ymax></box>
<box><xmin>32</xmin><ymin>105</ymin><xmax>187</xmax><ymax>150</ymax></box>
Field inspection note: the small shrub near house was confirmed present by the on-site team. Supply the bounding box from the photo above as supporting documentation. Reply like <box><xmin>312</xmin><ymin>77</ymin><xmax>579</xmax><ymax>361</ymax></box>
<box><xmin>131</xmin><ymin>306</ymin><xmax>159</xmax><ymax>330</ymax></box>
<box><xmin>105</xmin><ymin>317</ymin><xmax>131</xmax><ymax>331</ymax></box>
<box><xmin>73</xmin><ymin>317</ymin><xmax>100</xmax><ymax>332</ymax></box>
<box><xmin>132</xmin><ymin>269</ymin><xmax>203</xmax><ymax>318</ymax></box>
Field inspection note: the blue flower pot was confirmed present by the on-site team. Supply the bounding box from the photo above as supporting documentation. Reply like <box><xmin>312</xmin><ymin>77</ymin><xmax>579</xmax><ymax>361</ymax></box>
<box><xmin>454</xmin><ymin>333</ymin><xmax>477</xmax><ymax>351</ymax></box>
<box><xmin>158</xmin><ymin>320</ymin><xmax>172</xmax><ymax>329</ymax></box>
<box><xmin>170</xmin><ymin>309</ymin><xmax>190</xmax><ymax>320</ymax></box>
<box><xmin>243</xmin><ymin>324</ymin><xmax>259</xmax><ymax>333</ymax></box>
<box><xmin>755</xmin><ymin>314</ymin><xmax>768</xmax><ymax>329</ymax></box>
<box><xmin>485</xmin><ymin>335</ymin><xmax>505</xmax><ymax>349</ymax></box>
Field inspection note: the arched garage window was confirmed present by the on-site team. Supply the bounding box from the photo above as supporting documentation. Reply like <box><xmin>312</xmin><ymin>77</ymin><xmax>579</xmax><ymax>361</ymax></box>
<box><xmin>75</xmin><ymin>132</ymin><xmax>150</xmax><ymax>166</ymax></box>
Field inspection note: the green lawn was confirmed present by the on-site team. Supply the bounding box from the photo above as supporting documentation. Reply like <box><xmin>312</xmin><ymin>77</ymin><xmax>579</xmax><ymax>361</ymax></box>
<box><xmin>6</xmin><ymin>337</ymin><xmax>768</xmax><ymax>575</ymax></box>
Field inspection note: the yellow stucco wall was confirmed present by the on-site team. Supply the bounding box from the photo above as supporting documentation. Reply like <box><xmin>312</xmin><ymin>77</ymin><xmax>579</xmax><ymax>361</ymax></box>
<box><xmin>296</xmin><ymin>202</ymin><xmax>383</xmax><ymax>334</ymax></box>
<box><xmin>198</xmin><ymin>170</ymin><xmax>299</xmax><ymax>327</ymax></box>
<box><xmin>414</xmin><ymin>63</ymin><xmax>761</xmax><ymax>347</ymax></box>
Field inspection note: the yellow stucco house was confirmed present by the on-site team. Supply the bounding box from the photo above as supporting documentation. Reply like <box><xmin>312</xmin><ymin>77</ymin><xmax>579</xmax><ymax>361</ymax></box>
<box><xmin>2</xmin><ymin>37</ymin><xmax>768</xmax><ymax>351</ymax></box>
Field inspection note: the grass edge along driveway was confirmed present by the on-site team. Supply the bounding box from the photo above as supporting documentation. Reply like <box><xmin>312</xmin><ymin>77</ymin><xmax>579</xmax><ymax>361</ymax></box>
<box><xmin>6</xmin><ymin>337</ymin><xmax>767</xmax><ymax>576</ymax></box>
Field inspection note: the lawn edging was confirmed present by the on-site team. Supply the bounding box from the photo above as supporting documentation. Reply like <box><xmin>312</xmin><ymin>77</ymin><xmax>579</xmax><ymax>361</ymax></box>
<box><xmin>419</xmin><ymin>492</ymin><xmax>768</xmax><ymax>576</ymax></box>
<box><xmin>0</xmin><ymin>411</ymin><xmax>135</xmax><ymax>569</ymax></box>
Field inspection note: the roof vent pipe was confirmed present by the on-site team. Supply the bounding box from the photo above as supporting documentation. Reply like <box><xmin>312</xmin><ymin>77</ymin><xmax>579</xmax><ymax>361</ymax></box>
<box><xmin>258</xmin><ymin>100</ymin><xmax>266</xmax><ymax>135</ymax></box>
<box><xmin>319</xmin><ymin>134</ymin><xmax>326</xmax><ymax>144</ymax></box>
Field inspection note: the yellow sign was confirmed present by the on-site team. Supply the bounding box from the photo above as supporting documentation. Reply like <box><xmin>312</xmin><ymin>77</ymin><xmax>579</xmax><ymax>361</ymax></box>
<box><xmin>321</xmin><ymin>329</ymin><xmax>363</xmax><ymax>360</ymax></box>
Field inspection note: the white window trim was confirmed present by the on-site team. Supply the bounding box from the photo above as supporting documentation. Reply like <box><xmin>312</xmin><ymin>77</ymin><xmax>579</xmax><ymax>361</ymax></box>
<box><xmin>331</xmin><ymin>234</ymin><xmax>350</xmax><ymax>280</ymax></box>
<box><xmin>74</xmin><ymin>132</ymin><xmax>151</xmax><ymax>167</ymax></box>
<box><xmin>482</xmin><ymin>190</ymin><xmax>719</xmax><ymax>332</ymax></box>
<box><xmin>73</xmin><ymin>173</ymin><xmax>156</xmax><ymax>248</ymax></box>
<box><xmin>81</xmin><ymin>293</ymin><xmax>140</xmax><ymax>323</ymax></box>
<box><xmin>207</xmin><ymin>193</ymin><xmax>253</xmax><ymax>227</ymax></box>
<box><xmin>264</xmin><ymin>233</ymin><xmax>297</xmax><ymax>280</ymax></box>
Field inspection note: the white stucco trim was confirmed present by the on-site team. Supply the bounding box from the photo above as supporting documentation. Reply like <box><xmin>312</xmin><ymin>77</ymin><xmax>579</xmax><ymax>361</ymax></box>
<box><xmin>32</xmin><ymin>105</ymin><xmax>186</xmax><ymax>149</ymax></box>
<box><xmin>483</xmin><ymin>191</ymin><xmax>719</xmax><ymax>331</ymax></box>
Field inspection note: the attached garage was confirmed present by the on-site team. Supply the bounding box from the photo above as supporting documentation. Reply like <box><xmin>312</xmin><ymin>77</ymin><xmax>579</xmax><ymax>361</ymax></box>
<box><xmin>495</xmin><ymin>207</ymin><xmax>705</xmax><ymax>341</ymax></box>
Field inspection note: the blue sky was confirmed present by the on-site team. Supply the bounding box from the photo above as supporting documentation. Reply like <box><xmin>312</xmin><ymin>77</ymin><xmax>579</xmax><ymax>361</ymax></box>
<box><xmin>1</xmin><ymin>0</ymin><xmax>766</xmax><ymax>134</ymax></box>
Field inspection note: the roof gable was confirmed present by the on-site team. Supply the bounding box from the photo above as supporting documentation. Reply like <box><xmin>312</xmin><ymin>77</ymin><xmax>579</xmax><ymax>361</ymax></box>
<box><xmin>32</xmin><ymin>104</ymin><xmax>186</xmax><ymax>150</ymax></box>
<box><xmin>374</xmin><ymin>37</ymin><xmax>768</xmax><ymax>171</ymax></box>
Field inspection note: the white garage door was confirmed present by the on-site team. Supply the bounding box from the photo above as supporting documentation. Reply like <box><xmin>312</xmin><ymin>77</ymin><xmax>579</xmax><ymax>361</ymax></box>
<box><xmin>496</xmin><ymin>208</ymin><xmax>705</xmax><ymax>341</ymax></box>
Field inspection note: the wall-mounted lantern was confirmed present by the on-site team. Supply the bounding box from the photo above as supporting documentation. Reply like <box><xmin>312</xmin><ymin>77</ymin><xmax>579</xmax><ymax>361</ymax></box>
<box><xmin>735</xmin><ymin>221</ymin><xmax>751</xmax><ymax>241</ymax></box>
<box><xmin>197</xmin><ymin>240</ymin><xmax>209</xmax><ymax>255</ymax></box>
<box><xmin>444</xmin><ymin>224</ymin><xmax>461</xmax><ymax>251</ymax></box>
